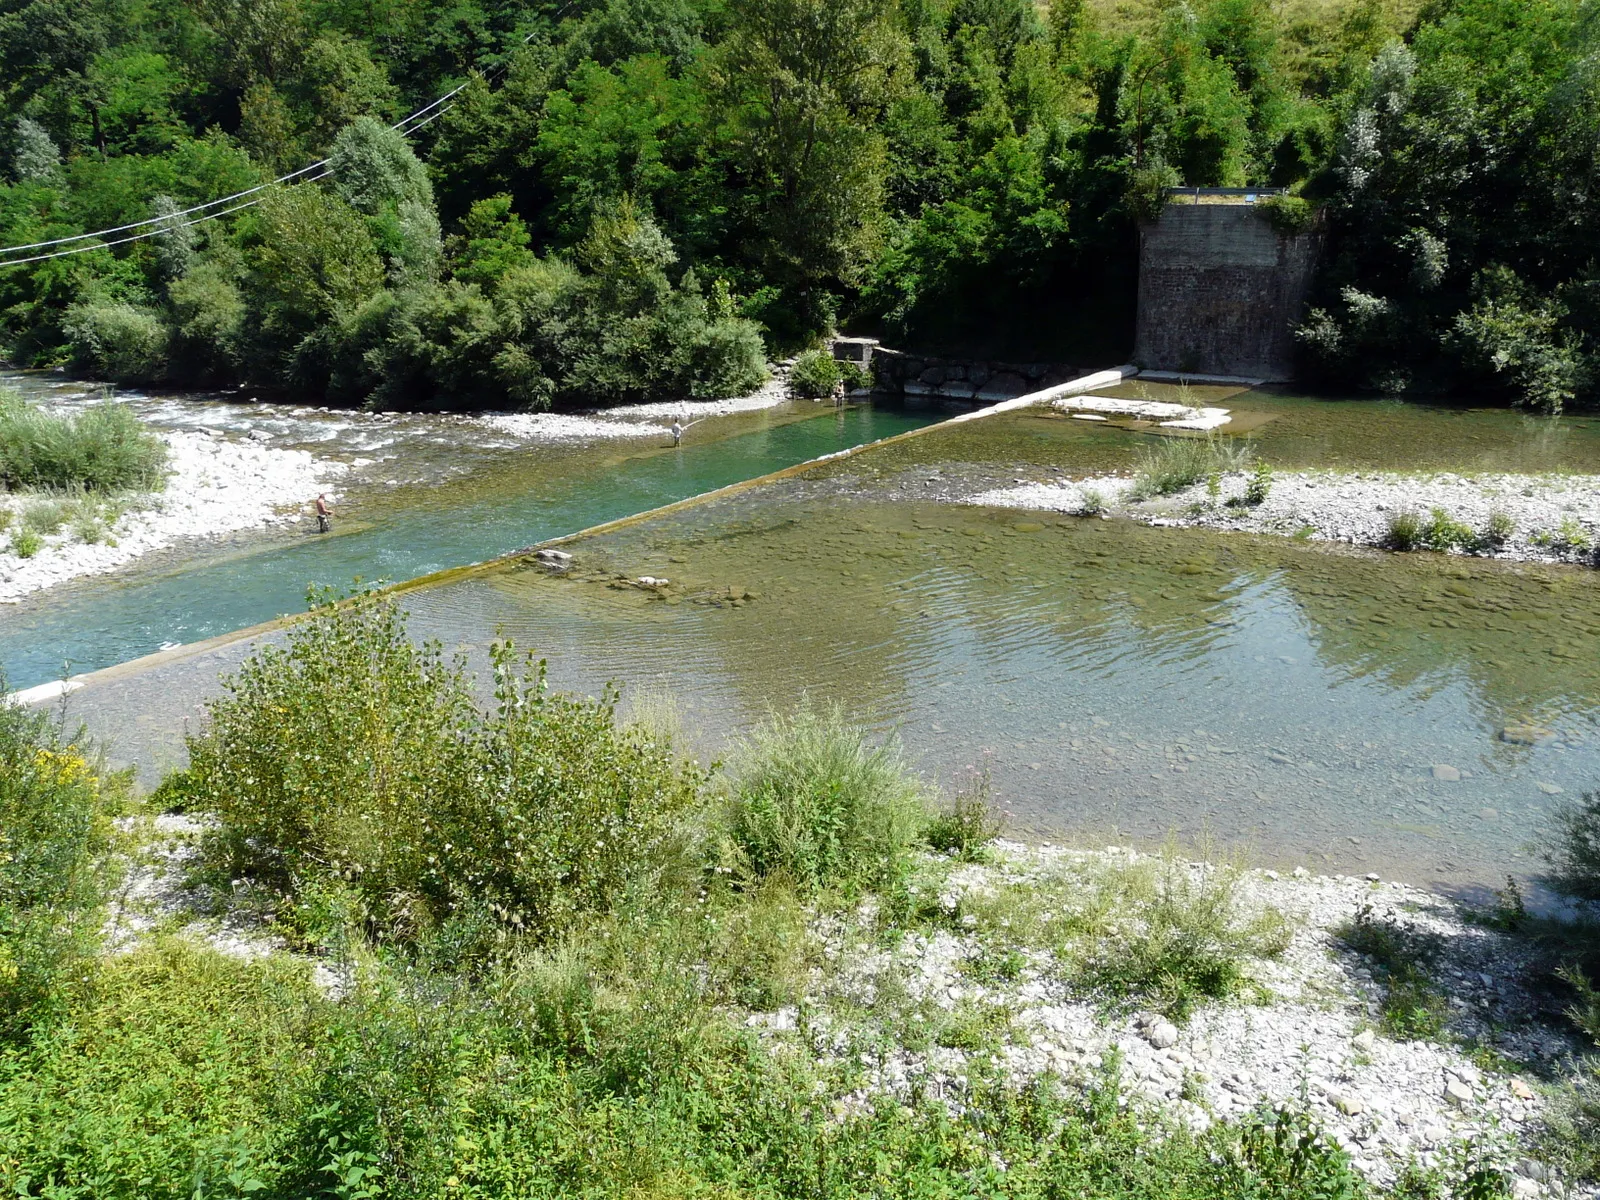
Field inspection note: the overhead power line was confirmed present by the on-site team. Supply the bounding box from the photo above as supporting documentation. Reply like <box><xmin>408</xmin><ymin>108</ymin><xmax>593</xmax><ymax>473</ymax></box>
<box><xmin>0</xmin><ymin>44</ymin><xmax>517</xmax><ymax>268</ymax></box>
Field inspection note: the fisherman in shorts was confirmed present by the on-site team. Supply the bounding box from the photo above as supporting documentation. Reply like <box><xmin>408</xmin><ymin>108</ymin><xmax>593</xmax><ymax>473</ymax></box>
<box><xmin>314</xmin><ymin>492</ymin><xmax>332</xmax><ymax>533</ymax></box>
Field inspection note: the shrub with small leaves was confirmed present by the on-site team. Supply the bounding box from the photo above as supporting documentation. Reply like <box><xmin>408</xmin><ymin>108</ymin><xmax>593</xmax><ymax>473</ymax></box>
<box><xmin>1480</xmin><ymin>509</ymin><xmax>1516</xmax><ymax>548</ymax></box>
<box><xmin>788</xmin><ymin>349</ymin><xmax>842</xmax><ymax>398</ymax></box>
<box><xmin>1421</xmin><ymin>507</ymin><xmax>1475</xmax><ymax>551</ymax></box>
<box><xmin>1245</xmin><ymin>460</ymin><xmax>1272</xmax><ymax>505</ymax></box>
<box><xmin>1079</xmin><ymin>487</ymin><xmax>1108</xmax><ymax>516</ymax></box>
<box><xmin>839</xmin><ymin>359</ymin><xmax>872</xmax><ymax>391</ymax></box>
<box><xmin>924</xmin><ymin>770</ymin><xmax>1002</xmax><ymax>861</ymax></box>
<box><xmin>0</xmin><ymin>690</ymin><xmax>122</xmax><ymax>1040</ymax></box>
<box><xmin>171</xmin><ymin>588</ymin><xmax>706</xmax><ymax>959</ymax></box>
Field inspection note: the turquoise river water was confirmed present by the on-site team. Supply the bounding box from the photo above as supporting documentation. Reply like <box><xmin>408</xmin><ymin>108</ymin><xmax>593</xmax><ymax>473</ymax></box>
<box><xmin>0</xmin><ymin>395</ymin><xmax>930</xmax><ymax>688</ymax></box>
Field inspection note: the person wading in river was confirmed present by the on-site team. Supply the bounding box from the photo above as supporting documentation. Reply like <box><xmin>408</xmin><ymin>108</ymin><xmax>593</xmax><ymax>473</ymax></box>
<box><xmin>670</xmin><ymin>417</ymin><xmax>704</xmax><ymax>446</ymax></box>
<box><xmin>314</xmin><ymin>493</ymin><xmax>332</xmax><ymax>533</ymax></box>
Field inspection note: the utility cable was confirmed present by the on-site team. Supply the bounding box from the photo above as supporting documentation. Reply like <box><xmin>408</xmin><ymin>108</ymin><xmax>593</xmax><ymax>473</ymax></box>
<box><xmin>0</xmin><ymin>32</ymin><xmax>532</xmax><ymax>265</ymax></box>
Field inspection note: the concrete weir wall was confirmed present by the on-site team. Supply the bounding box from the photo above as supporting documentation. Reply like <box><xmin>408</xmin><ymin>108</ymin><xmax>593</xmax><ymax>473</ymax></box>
<box><xmin>1135</xmin><ymin>202</ymin><xmax>1321</xmax><ymax>381</ymax></box>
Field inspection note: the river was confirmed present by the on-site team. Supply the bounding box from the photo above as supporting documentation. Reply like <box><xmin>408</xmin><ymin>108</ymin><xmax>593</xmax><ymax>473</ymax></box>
<box><xmin>10</xmin><ymin>375</ymin><xmax>1600</xmax><ymax>893</ymax></box>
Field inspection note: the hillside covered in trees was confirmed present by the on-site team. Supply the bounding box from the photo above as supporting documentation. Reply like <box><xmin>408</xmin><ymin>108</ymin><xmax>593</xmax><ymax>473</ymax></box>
<box><xmin>0</xmin><ymin>0</ymin><xmax>1597</xmax><ymax>411</ymax></box>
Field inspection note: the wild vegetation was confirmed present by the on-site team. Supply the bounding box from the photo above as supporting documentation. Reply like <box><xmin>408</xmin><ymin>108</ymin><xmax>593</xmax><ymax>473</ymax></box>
<box><xmin>2</xmin><ymin>0</ymin><xmax>1595</xmax><ymax>409</ymax></box>
<box><xmin>1129</xmin><ymin>434</ymin><xmax>1254</xmax><ymax>499</ymax></box>
<box><xmin>0</xmin><ymin>386</ymin><xmax>164</xmax><ymax>558</ymax></box>
<box><xmin>0</xmin><ymin>388</ymin><xmax>166</xmax><ymax>492</ymax></box>
<box><xmin>5</xmin><ymin>591</ymin><xmax>1583</xmax><ymax>1197</ymax></box>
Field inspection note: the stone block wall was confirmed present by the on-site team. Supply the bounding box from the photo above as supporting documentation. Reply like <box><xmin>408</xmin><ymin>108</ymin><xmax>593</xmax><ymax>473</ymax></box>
<box><xmin>868</xmin><ymin>349</ymin><xmax>1083</xmax><ymax>402</ymax></box>
<box><xmin>1134</xmin><ymin>203</ymin><xmax>1322</xmax><ymax>381</ymax></box>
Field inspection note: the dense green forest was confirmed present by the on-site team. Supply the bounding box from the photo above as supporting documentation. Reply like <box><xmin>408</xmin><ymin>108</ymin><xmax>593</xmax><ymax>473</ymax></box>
<box><xmin>0</xmin><ymin>0</ymin><xmax>1597</xmax><ymax>410</ymax></box>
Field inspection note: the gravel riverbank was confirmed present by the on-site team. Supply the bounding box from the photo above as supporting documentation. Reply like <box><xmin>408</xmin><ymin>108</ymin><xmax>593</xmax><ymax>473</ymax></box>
<box><xmin>774</xmin><ymin>841</ymin><xmax>1597</xmax><ymax>1198</ymax></box>
<box><xmin>968</xmin><ymin>469</ymin><xmax>1600</xmax><ymax>566</ymax></box>
<box><xmin>0</xmin><ymin>430</ymin><xmax>348</xmax><ymax>603</ymax></box>
<box><xmin>119</xmin><ymin>814</ymin><xmax>1598</xmax><ymax>1198</ymax></box>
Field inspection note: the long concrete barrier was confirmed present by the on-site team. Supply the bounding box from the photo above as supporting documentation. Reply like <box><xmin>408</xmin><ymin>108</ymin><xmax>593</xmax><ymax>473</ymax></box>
<box><xmin>6</xmin><ymin>364</ymin><xmax>1138</xmax><ymax>705</ymax></box>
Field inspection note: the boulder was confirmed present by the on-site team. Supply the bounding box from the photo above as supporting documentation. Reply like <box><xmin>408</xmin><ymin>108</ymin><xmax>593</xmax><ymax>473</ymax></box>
<box><xmin>1146</xmin><ymin>1021</ymin><xmax>1179</xmax><ymax>1049</ymax></box>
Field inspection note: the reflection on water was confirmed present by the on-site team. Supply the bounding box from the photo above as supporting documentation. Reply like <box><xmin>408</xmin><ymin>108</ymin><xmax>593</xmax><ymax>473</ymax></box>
<box><xmin>398</xmin><ymin>483</ymin><xmax>1600</xmax><ymax>889</ymax></box>
<box><xmin>21</xmin><ymin>372</ymin><xmax>1600</xmax><ymax>891</ymax></box>
<box><xmin>863</xmin><ymin>382</ymin><xmax>1600</xmax><ymax>479</ymax></box>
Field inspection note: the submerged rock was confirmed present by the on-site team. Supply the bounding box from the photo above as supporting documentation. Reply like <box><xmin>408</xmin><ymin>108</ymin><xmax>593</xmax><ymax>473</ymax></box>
<box><xmin>1499</xmin><ymin>725</ymin><xmax>1557</xmax><ymax>746</ymax></box>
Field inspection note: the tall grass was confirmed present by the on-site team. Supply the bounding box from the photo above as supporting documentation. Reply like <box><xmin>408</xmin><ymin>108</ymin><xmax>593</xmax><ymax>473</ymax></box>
<box><xmin>1129</xmin><ymin>435</ymin><xmax>1254</xmax><ymax>500</ymax></box>
<box><xmin>725</xmin><ymin>704</ymin><xmax>928</xmax><ymax>894</ymax></box>
<box><xmin>946</xmin><ymin>845</ymin><xmax>1292</xmax><ymax>1020</ymax></box>
<box><xmin>0</xmin><ymin>389</ymin><xmax>168</xmax><ymax>493</ymax></box>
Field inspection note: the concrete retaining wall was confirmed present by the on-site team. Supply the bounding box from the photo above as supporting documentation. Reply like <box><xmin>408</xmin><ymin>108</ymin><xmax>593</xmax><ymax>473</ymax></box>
<box><xmin>1134</xmin><ymin>203</ymin><xmax>1321</xmax><ymax>381</ymax></box>
<box><xmin>870</xmin><ymin>349</ymin><xmax>1085</xmax><ymax>402</ymax></box>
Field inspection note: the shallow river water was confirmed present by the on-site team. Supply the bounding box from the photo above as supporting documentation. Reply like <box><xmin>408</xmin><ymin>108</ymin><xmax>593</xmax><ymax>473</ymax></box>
<box><xmin>0</xmin><ymin>378</ymin><xmax>930</xmax><ymax>686</ymax></box>
<box><xmin>16</xmin><ymin>377</ymin><xmax>1600</xmax><ymax>893</ymax></box>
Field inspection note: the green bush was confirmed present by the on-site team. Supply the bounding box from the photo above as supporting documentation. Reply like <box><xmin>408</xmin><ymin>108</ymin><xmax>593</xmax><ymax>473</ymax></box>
<box><xmin>1127</xmin><ymin>163</ymin><xmax>1181</xmax><ymax>223</ymax></box>
<box><xmin>924</xmin><ymin>771</ymin><xmax>1003</xmax><ymax>861</ymax></box>
<box><xmin>1244</xmin><ymin>460</ymin><xmax>1273</xmax><ymax>505</ymax></box>
<box><xmin>1481</xmin><ymin>508</ymin><xmax>1516</xmax><ymax>547</ymax></box>
<box><xmin>1130</xmin><ymin>436</ymin><xmax>1253</xmax><ymax>500</ymax></box>
<box><xmin>1541</xmin><ymin>1063</ymin><xmax>1600</xmax><ymax>1183</ymax></box>
<box><xmin>1386</xmin><ymin>508</ymin><xmax>1423</xmax><ymax>551</ymax></box>
<box><xmin>0</xmin><ymin>391</ymin><xmax>169</xmax><ymax>493</ymax></box>
<box><xmin>1421</xmin><ymin>507</ymin><xmax>1475</xmax><ymax>551</ymax></box>
<box><xmin>788</xmin><ymin>348</ymin><xmax>843</xmax><ymax>399</ymax></box>
<box><xmin>839</xmin><ymin>358</ymin><xmax>873</xmax><ymax>391</ymax></box>
<box><xmin>1082</xmin><ymin>855</ymin><xmax>1291</xmax><ymax>1021</ymax></box>
<box><xmin>0</xmin><ymin>940</ymin><xmax>323</xmax><ymax>1198</ymax></box>
<box><xmin>171</xmin><ymin>589</ymin><xmax>706</xmax><ymax>958</ymax></box>
<box><xmin>726</xmin><ymin>705</ymin><xmax>927</xmax><ymax>895</ymax></box>
<box><xmin>8</xmin><ymin>529</ymin><xmax>41</xmax><ymax>558</ymax></box>
<box><xmin>1256</xmin><ymin>194</ymin><xmax>1315</xmax><ymax>236</ymax></box>
<box><xmin>60</xmin><ymin>302</ymin><xmax>170</xmax><ymax>383</ymax></box>
<box><xmin>0</xmin><ymin>693</ymin><xmax>121</xmax><ymax>1040</ymax></box>
<box><xmin>21</xmin><ymin>499</ymin><xmax>65</xmax><ymax>534</ymax></box>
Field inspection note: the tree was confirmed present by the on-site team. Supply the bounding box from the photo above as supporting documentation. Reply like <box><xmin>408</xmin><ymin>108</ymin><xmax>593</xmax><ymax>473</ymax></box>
<box><xmin>246</xmin><ymin>183</ymin><xmax>384</xmax><ymax>354</ymax></box>
<box><xmin>9</xmin><ymin>118</ymin><xmax>60</xmax><ymax>181</ymax></box>
<box><xmin>327</xmin><ymin>116</ymin><xmax>432</xmax><ymax>215</ymax></box>
<box><xmin>292</xmin><ymin>32</ymin><xmax>400</xmax><ymax>151</ymax></box>
<box><xmin>150</xmin><ymin>193</ymin><xmax>196</xmax><ymax>281</ymax></box>
<box><xmin>712</xmin><ymin>0</ymin><xmax>908</xmax><ymax>317</ymax></box>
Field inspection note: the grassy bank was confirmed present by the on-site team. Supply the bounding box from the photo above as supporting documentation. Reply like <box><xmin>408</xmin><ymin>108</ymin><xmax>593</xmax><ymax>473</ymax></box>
<box><xmin>2</xmin><ymin>592</ymin><xmax>1597</xmax><ymax>1198</ymax></box>
<box><xmin>0</xmin><ymin>389</ymin><xmax>167</xmax><ymax>559</ymax></box>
